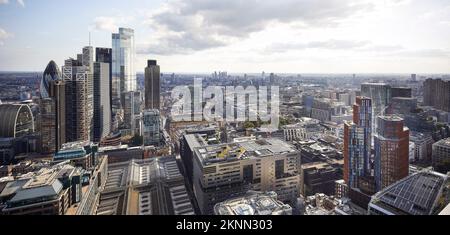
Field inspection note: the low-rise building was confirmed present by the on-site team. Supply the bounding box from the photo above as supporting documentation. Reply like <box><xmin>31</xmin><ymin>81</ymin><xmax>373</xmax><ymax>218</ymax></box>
<box><xmin>432</xmin><ymin>138</ymin><xmax>450</xmax><ymax>174</ymax></box>
<box><xmin>368</xmin><ymin>170</ymin><xmax>449</xmax><ymax>215</ymax></box>
<box><xmin>96</xmin><ymin>157</ymin><xmax>195</xmax><ymax>215</ymax></box>
<box><xmin>214</xmin><ymin>191</ymin><xmax>292</xmax><ymax>215</ymax></box>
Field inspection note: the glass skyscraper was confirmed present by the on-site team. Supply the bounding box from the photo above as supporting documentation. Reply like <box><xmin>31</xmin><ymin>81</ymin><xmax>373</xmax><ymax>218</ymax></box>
<box><xmin>112</xmin><ymin>28</ymin><xmax>136</xmax><ymax>105</ymax></box>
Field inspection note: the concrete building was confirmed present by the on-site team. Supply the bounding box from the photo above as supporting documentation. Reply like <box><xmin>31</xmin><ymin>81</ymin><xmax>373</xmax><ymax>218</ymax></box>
<box><xmin>214</xmin><ymin>191</ymin><xmax>292</xmax><ymax>215</ymax></box>
<box><xmin>432</xmin><ymin>138</ymin><xmax>450</xmax><ymax>174</ymax></box>
<box><xmin>145</xmin><ymin>60</ymin><xmax>161</xmax><ymax>111</ymax></box>
<box><xmin>410</xmin><ymin>132</ymin><xmax>433</xmax><ymax>162</ymax></box>
<box><xmin>193</xmin><ymin>138</ymin><xmax>301</xmax><ymax>215</ymax></box>
<box><xmin>283</xmin><ymin>117</ymin><xmax>322</xmax><ymax>141</ymax></box>
<box><xmin>301</xmin><ymin>161</ymin><xmax>343</xmax><ymax>196</ymax></box>
<box><xmin>374</xmin><ymin>116</ymin><xmax>410</xmax><ymax>191</ymax></box>
<box><xmin>423</xmin><ymin>78</ymin><xmax>450</xmax><ymax>112</ymax></box>
<box><xmin>98</xmin><ymin>145</ymin><xmax>144</xmax><ymax>164</ymax></box>
<box><xmin>391</xmin><ymin>87</ymin><xmax>412</xmax><ymax>98</ymax></box>
<box><xmin>0</xmin><ymin>163</ymin><xmax>82</xmax><ymax>215</ymax></box>
<box><xmin>142</xmin><ymin>109</ymin><xmax>160</xmax><ymax>146</ymax></box>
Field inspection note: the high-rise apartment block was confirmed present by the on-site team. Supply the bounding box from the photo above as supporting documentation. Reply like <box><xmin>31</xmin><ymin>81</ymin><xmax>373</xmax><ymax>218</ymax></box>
<box><xmin>344</xmin><ymin>97</ymin><xmax>372</xmax><ymax>189</ymax></box>
<box><xmin>374</xmin><ymin>116</ymin><xmax>409</xmax><ymax>191</ymax></box>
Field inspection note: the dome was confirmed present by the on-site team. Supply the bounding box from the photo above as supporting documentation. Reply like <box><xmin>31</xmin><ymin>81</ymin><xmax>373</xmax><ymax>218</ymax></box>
<box><xmin>40</xmin><ymin>60</ymin><xmax>62</xmax><ymax>98</ymax></box>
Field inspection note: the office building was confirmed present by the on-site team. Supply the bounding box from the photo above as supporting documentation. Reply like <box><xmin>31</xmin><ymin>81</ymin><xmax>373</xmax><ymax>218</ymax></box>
<box><xmin>344</xmin><ymin>97</ymin><xmax>372</xmax><ymax>189</ymax></box>
<box><xmin>0</xmin><ymin>163</ymin><xmax>82</xmax><ymax>215</ymax></box>
<box><xmin>432</xmin><ymin>138</ymin><xmax>450</xmax><ymax>174</ymax></box>
<box><xmin>144</xmin><ymin>60</ymin><xmax>161</xmax><ymax>110</ymax></box>
<box><xmin>410</xmin><ymin>132</ymin><xmax>433</xmax><ymax>162</ymax></box>
<box><xmin>301</xmin><ymin>161</ymin><xmax>343</xmax><ymax>196</ymax></box>
<box><xmin>361</xmin><ymin>83</ymin><xmax>391</xmax><ymax>110</ymax></box>
<box><xmin>96</xmin><ymin>48</ymin><xmax>113</xmax><ymax>118</ymax></box>
<box><xmin>142</xmin><ymin>109</ymin><xmax>160</xmax><ymax>146</ymax></box>
<box><xmin>374</xmin><ymin>116</ymin><xmax>410</xmax><ymax>191</ymax></box>
<box><xmin>214</xmin><ymin>191</ymin><xmax>292</xmax><ymax>215</ymax></box>
<box><xmin>63</xmin><ymin>51</ymin><xmax>94</xmax><ymax>142</ymax></box>
<box><xmin>112</xmin><ymin>28</ymin><xmax>136</xmax><ymax>105</ymax></box>
<box><xmin>54</xmin><ymin>141</ymin><xmax>97</xmax><ymax>170</ymax></box>
<box><xmin>361</xmin><ymin>83</ymin><xmax>391</xmax><ymax>132</ymax></box>
<box><xmin>93</xmin><ymin>62</ymin><xmax>111</xmax><ymax>142</ymax></box>
<box><xmin>193</xmin><ymin>138</ymin><xmax>301</xmax><ymax>215</ymax></box>
<box><xmin>391</xmin><ymin>87</ymin><xmax>412</xmax><ymax>98</ymax></box>
<box><xmin>368</xmin><ymin>170</ymin><xmax>449</xmax><ymax>215</ymax></box>
<box><xmin>122</xmin><ymin>91</ymin><xmax>135</xmax><ymax>133</ymax></box>
<box><xmin>423</xmin><ymin>78</ymin><xmax>450</xmax><ymax>112</ymax></box>
<box><xmin>40</xmin><ymin>60</ymin><xmax>62</xmax><ymax>99</ymax></box>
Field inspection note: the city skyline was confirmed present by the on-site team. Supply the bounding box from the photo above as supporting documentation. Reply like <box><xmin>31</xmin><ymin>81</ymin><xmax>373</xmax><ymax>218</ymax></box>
<box><xmin>0</xmin><ymin>0</ymin><xmax>450</xmax><ymax>74</ymax></box>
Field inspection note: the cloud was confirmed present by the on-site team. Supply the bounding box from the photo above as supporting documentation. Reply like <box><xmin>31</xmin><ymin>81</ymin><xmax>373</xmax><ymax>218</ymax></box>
<box><xmin>0</xmin><ymin>28</ymin><xmax>13</xmax><ymax>45</ymax></box>
<box><xmin>141</xmin><ymin>0</ymin><xmax>374</xmax><ymax>55</ymax></box>
<box><xmin>90</xmin><ymin>16</ymin><xmax>134</xmax><ymax>32</ymax></box>
<box><xmin>0</xmin><ymin>0</ymin><xmax>25</xmax><ymax>7</ymax></box>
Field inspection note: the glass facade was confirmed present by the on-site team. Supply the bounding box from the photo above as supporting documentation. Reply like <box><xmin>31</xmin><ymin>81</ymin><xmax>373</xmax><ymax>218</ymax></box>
<box><xmin>112</xmin><ymin>28</ymin><xmax>136</xmax><ymax>104</ymax></box>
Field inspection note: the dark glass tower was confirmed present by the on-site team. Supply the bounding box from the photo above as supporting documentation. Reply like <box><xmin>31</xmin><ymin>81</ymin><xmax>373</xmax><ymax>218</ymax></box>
<box><xmin>145</xmin><ymin>60</ymin><xmax>161</xmax><ymax>111</ymax></box>
<box><xmin>96</xmin><ymin>48</ymin><xmax>113</xmax><ymax>116</ymax></box>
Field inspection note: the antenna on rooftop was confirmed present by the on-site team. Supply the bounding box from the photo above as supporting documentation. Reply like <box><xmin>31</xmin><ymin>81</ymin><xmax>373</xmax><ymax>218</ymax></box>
<box><xmin>89</xmin><ymin>31</ymin><xmax>91</xmax><ymax>47</ymax></box>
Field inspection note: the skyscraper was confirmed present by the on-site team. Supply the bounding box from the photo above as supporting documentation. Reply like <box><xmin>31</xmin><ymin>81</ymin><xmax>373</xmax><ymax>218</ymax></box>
<box><xmin>93</xmin><ymin>62</ymin><xmax>111</xmax><ymax>142</ymax></box>
<box><xmin>63</xmin><ymin>49</ymin><xmax>94</xmax><ymax>142</ymax></box>
<box><xmin>40</xmin><ymin>61</ymin><xmax>65</xmax><ymax>153</ymax></box>
<box><xmin>112</xmin><ymin>28</ymin><xmax>136</xmax><ymax>107</ymax></box>
<box><xmin>344</xmin><ymin>96</ymin><xmax>372</xmax><ymax>189</ymax></box>
<box><xmin>40</xmin><ymin>60</ymin><xmax>62</xmax><ymax>99</ymax></box>
<box><xmin>144</xmin><ymin>60</ymin><xmax>160</xmax><ymax>110</ymax></box>
<box><xmin>361</xmin><ymin>83</ymin><xmax>391</xmax><ymax>132</ymax></box>
<box><xmin>374</xmin><ymin>116</ymin><xmax>410</xmax><ymax>191</ymax></box>
<box><xmin>96</xmin><ymin>47</ymin><xmax>113</xmax><ymax>118</ymax></box>
<box><xmin>143</xmin><ymin>109</ymin><xmax>161</xmax><ymax>146</ymax></box>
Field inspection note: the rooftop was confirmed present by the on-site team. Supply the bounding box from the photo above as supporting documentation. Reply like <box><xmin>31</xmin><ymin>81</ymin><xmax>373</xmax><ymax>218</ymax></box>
<box><xmin>370</xmin><ymin>170</ymin><xmax>448</xmax><ymax>215</ymax></box>
<box><xmin>195</xmin><ymin>138</ymin><xmax>297</xmax><ymax>166</ymax></box>
<box><xmin>434</xmin><ymin>138</ymin><xmax>450</xmax><ymax>147</ymax></box>
<box><xmin>214</xmin><ymin>191</ymin><xmax>292</xmax><ymax>215</ymax></box>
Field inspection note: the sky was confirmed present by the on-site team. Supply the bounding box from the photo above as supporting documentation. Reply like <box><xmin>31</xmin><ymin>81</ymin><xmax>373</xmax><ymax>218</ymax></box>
<box><xmin>0</xmin><ymin>0</ymin><xmax>449</xmax><ymax>74</ymax></box>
